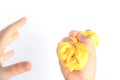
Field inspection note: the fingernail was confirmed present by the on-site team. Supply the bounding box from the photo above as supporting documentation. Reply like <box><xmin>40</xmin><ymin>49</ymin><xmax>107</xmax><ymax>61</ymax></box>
<box><xmin>70</xmin><ymin>30</ymin><xmax>78</xmax><ymax>37</ymax></box>
<box><xmin>78</xmin><ymin>33</ymin><xmax>84</xmax><ymax>38</ymax></box>
<box><xmin>24</xmin><ymin>62</ymin><xmax>32</xmax><ymax>71</ymax></box>
<box><xmin>77</xmin><ymin>33</ymin><xmax>86</xmax><ymax>42</ymax></box>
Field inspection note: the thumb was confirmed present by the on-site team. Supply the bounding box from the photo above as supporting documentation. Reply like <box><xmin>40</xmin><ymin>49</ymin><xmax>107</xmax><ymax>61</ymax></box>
<box><xmin>77</xmin><ymin>33</ymin><xmax>91</xmax><ymax>44</ymax></box>
<box><xmin>69</xmin><ymin>30</ymin><xmax>93</xmax><ymax>45</ymax></box>
<box><xmin>3</xmin><ymin>61</ymin><xmax>32</xmax><ymax>79</ymax></box>
<box><xmin>77</xmin><ymin>33</ymin><xmax>96</xmax><ymax>56</ymax></box>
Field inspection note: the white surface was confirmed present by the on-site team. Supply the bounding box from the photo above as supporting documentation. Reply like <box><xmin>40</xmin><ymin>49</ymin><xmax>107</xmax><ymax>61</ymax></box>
<box><xmin>0</xmin><ymin>0</ymin><xmax>120</xmax><ymax>80</ymax></box>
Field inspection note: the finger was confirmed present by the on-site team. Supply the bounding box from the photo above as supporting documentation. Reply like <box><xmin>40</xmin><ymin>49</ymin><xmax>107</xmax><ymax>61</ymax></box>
<box><xmin>12</xmin><ymin>31</ymin><xmax>19</xmax><ymax>40</ymax></box>
<box><xmin>61</xmin><ymin>37</ymin><xmax>71</xmax><ymax>42</ymax></box>
<box><xmin>77</xmin><ymin>33</ymin><xmax>96</xmax><ymax>56</ymax></box>
<box><xmin>0</xmin><ymin>31</ymin><xmax>19</xmax><ymax>52</ymax></box>
<box><xmin>77</xmin><ymin>33</ymin><xmax>91</xmax><ymax>44</ymax></box>
<box><xmin>2</xmin><ymin>31</ymin><xmax>19</xmax><ymax>47</ymax></box>
<box><xmin>0</xmin><ymin>52</ymin><xmax>4</xmax><ymax>56</ymax></box>
<box><xmin>5</xmin><ymin>17</ymin><xmax>27</xmax><ymax>35</ymax></box>
<box><xmin>69</xmin><ymin>30</ymin><xmax>79</xmax><ymax>37</ymax></box>
<box><xmin>61</xmin><ymin>37</ymin><xmax>74</xmax><ymax>45</ymax></box>
<box><xmin>3</xmin><ymin>61</ymin><xmax>32</xmax><ymax>78</ymax></box>
<box><xmin>7</xmin><ymin>31</ymin><xmax>19</xmax><ymax>45</ymax></box>
<box><xmin>0</xmin><ymin>48</ymin><xmax>5</xmax><ymax>55</ymax></box>
<box><xmin>0</xmin><ymin>50</ymin><xmax>14</xmax><ymax>63</ymax></box>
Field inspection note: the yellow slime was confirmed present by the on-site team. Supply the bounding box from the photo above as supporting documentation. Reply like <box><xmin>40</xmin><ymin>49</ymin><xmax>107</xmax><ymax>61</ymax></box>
<box><xmin>57</xmin><ymin>30</ymin><xmax>99</xmax><ymax>72</ymax></box>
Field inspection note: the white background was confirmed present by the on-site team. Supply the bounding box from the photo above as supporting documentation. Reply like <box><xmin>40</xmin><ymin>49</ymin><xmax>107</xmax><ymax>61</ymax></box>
<box><xmin>0</xmin><ymin>0</ymin><xmax>120</xmax><ymax>80</ymax></box>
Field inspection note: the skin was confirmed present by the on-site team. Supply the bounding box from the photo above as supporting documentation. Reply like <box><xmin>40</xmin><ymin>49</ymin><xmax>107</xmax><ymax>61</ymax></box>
<box><xmin>0</xmin><ymin>17</ymin><xmax>32</xmax><ymax>80</ymax></box>
<box><xmin>57</xmin><ymin>30</ymin><xmax>96</xmax><ymax>80</ymax></box>
<box><xmin>0</xmin><ymin>17</ymin><xmax>96</xmax><ymax>80</ymax></box>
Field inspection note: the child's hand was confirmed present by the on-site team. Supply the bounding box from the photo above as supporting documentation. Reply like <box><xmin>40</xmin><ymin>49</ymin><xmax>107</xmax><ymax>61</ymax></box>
<box><xmin>57</xmin><ymin>30</ymin><xmax>96</xmax><ymax>80</ymax></box>
<box><xmin>0</xmin><ymin>17</ymin><xmax>32</xmax><ymax>80</ymax></box>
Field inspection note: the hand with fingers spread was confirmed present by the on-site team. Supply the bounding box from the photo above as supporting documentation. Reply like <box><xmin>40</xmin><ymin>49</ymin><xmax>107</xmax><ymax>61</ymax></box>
<box><xmin>57</xmin><ymin>30</ymin><xmax>98</xmax><ymax>80</ymax></box>
<box><xmin>0</xmin><ymin>17</ymin><xmax>32</xmax><ymax>80</ymax></box>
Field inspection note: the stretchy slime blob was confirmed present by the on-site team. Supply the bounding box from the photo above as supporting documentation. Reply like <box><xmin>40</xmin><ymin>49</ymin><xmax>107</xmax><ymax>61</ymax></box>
<box><xmin>57</xmin><ymin>30</ymin><xmax>99</xmax><ymax>72</ymax></box>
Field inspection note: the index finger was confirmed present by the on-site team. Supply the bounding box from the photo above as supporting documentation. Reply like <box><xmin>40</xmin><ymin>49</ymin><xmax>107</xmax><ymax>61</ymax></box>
<box><xmin>6</xmin><ymin>17</ymin><xmax>27</xmax><ymax>34</ymax></box>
